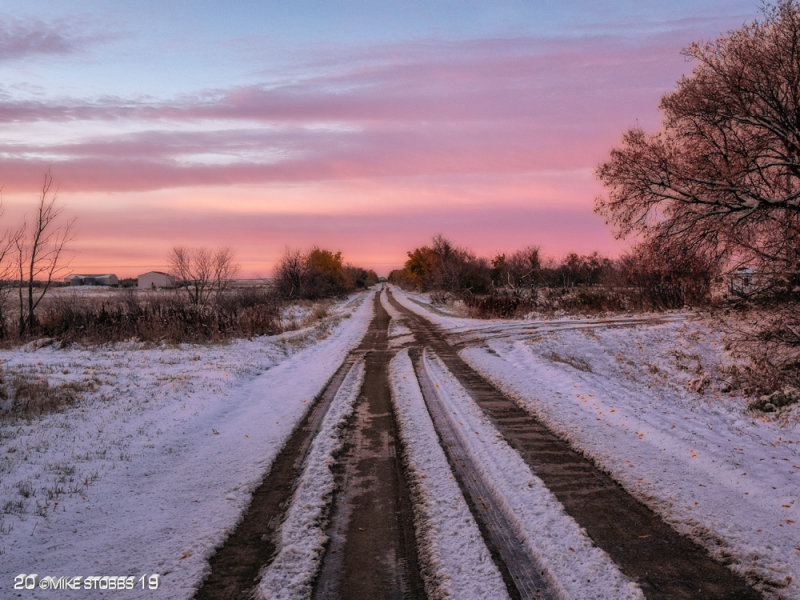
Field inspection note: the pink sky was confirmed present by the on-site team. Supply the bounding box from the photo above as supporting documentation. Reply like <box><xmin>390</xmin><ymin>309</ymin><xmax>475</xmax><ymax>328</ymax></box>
<box><xmin>0</xmin><ymin>5</ymin><xmax>758</xmax><ymax>276</ymax></box>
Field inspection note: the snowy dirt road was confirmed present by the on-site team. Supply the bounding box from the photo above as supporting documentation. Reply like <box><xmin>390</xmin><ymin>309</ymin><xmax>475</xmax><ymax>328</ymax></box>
<box><xmin>195</xmin><ymin>286</ymin><xmax>767</xmax><ymax>600</ymax></box>
<box><xmin>2</xmin><ymin>284</ymin><xmax>793</xmax><ymax>599</ymax></box>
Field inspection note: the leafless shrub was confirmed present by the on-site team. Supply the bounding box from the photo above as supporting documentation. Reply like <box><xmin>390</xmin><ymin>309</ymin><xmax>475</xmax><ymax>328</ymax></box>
<box><xmin>33</xmin><ymin>286</ymin><xmax>284</xmax><ymax>344</ymax></box>
<box><xmin>612</xmin><ymin>240</ymin><xmax>717</xmax><ymax>310</ymax></box>
<box><xmin>3</xmin><ymin>499</ymin><xmax>24</xmax><ymax>515</ymax></box>
<box><xmin>555</xmin><ymin>287</ymin><xmax>627</xmax><ymax>312</ymax></box>
<box><xmin>544</xmin><ymin>352</ymin><xmax>593</xmax><ymax>373</ymax></box>
<box><xmin>429</xmin><ymin>291</ymin><xmax>451</xmax><ymax>305</ymax></box>
<box><xmin>16</xmin><ymin>481</ymin><xmax>33</xmax><ymax>498</ymax></box>
<box><xmin>462</xmin><ymin>286</ymin><xmax>629</xmax><ymax>318</ymax></box>
<box><xmin>235</xmin><ymin>304</ymin><xmax>282</xmax><ymax>338</ymax></box>
<box><xmin>170</xmin><ymin>246</ymin><xmax>239</xmax><ymax>306</ymax></box>
<box><xmin>720</xmin><ymin>302</ymin><xmax>800</xmax><ymax>395</ymax></box>
<box><xmin>310</xmin><ymin>303</ymin><xmax>329</xmax><ymax>321</ymax></box>
<box><xmin>462</xmin><ymin>289</ymin><xmax>536</xmax><ymax>318</ymax></box>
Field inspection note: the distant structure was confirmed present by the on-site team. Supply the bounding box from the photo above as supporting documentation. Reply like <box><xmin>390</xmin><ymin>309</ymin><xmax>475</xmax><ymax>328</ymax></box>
<box><xmin>232</xmin><ymin>278</ymin><xmax>271</xmax><ymax>288</ymax></box>
<box><xmin>65</xmin><ymin>274</ymin><xmax>119</xmax><ymax>286</ymax></box>
<box><xmin>137</xmin><ymin>271</ymin><xmax>176</xmax><ymax>289</ymax></box>
<box><xmin>727</xmin><ymin>266</ymin><xmax>799</xmax><ymax>298</ymax></box>
<box><xmin>729</xmin><ymin>267</ymin><xmax>756</xmax><ymax>297</ymax></box>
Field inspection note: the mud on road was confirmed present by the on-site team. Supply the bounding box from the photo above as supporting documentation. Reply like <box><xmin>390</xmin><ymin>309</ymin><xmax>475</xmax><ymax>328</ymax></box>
<box><xmin>196</xmin><ymin>288</ymin><xmax>763</xmax><ymax>600</ymax></box>
<box><xmin>312</xmin><ymin>293</ymin><xmax>425</xmax><ymax>599</ymax></box>
<box><xmin>194</xmin><ymin>292</ymin><xmax>425</xmax><ymax>600</ymax></box>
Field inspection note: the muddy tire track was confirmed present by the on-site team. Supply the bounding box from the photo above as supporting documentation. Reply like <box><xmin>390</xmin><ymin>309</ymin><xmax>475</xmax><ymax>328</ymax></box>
<box><xmin>195</xmin><ymin>292</ymin><xmax>424</xmax><ymax>600</ymax></box>
<box><xmin>387</xmin><ymin>288</ymin><xmax>762</xmax><ymax>600</ymax></box>
<box><xmin>312</xmin><ymin>293</ymin><xmax>425</xmax><ymax>600</ymax></box>
<box><xmin>411</xmin><ymin>346</ymin><xmax>558</xmax><ymax>600</ymax></box>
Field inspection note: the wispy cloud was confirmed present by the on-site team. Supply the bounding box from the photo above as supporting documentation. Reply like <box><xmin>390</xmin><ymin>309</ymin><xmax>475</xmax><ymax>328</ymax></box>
<box><xmin>0</xmin><ymin>16</ymin><xmax>113</xmax><ymax>62</ymax></box>
<box><xmin>0</xmin><ymin>23</ymin><xmax>718</xmax><ymax>271</ymax></box>
<box><xmin>0</xmin><ymin>33</ymin><xmax>688</xmax><ymax>193</ymax></box>
<box><xmin>0</xmin><ymin>34</ymin><xmax>681</xmax><ymax>122</ymax></box>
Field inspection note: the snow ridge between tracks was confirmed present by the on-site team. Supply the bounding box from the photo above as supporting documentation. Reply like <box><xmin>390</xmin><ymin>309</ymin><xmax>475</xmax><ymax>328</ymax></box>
<box><xmin>254</xmin><ymin>359</ymin><xmax>366</xmax><ymax>600</ymax></box>
<box><xmin>390</xmin><ymin>349</ymin><xmax>509</xmax><ymax>600</ymax></box>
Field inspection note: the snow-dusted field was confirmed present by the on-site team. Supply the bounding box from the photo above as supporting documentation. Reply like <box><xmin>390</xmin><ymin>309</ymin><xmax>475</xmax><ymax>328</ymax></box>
<box><xmin>391</xmin><ymin>286</ymin><xmax>800</xmax><ymax>600</ymax></box>
<box><xmin>0</xmin><ymin>292</ymin><xmax>373</xmax><ymax>599</ymax></box>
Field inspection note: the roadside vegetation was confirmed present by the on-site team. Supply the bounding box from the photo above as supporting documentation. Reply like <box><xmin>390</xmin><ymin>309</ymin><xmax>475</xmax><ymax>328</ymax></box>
<box><xmin>0</xmin><ymin>237</ymin><xmax>376</xmax><ymax>348</ymax></box>
<box><xmin>273</xmin><ymin>246</ymin><xmax>379</xmax><ymax>300</ymax></box>
<box><xmin>389</xmin><ymin>234</ymin><xmax>719</xmax><ymax>316</ymax></box>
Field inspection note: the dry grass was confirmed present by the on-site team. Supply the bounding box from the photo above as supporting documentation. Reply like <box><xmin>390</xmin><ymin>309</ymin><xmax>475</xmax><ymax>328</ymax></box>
<box><xmin>544</xmin><ymin>352</ymin><xmax>593</xmax><ymax>373</ymax></box>
<box><xmin>1</xmin><ymin>372</ymin><xmax>93</xmax><ymax>420</ymax></box>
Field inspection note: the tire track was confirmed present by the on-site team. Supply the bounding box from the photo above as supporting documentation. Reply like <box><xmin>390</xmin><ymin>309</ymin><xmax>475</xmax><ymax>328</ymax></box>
<box><xmin>195</xmin><ymin>292</ymin><xmax>384</xmax><ymax>600</ymax></box>
<box><xmin>387</xmin><ymin>288</ymin><xmax>762</xmax><ymax>600</ymax></box>
<box><xmin>312</xmin><ymin>292</ymin><xmax>426</xmax><ymax>600</ymax></box>
<box><xmin>411</xmin><ymin>346</ymin><xmax>559</xmax><ymax>600</ymax></box>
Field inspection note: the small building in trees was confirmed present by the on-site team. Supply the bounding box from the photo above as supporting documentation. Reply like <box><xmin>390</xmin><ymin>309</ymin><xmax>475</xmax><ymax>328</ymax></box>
<box><xmin>137</xmin><ymin>271</ymin><xmax>176</xmax><ymax>289</ymax></box>
<box><xmin>728</xmin><ymin>266</ymin><xmax>800</xmax><ymax>298</ymax></box>
<box><xmin>729</xmin><ymin>267</ymin><xmax>756</xmax><ymax>296</ymax></box>
<box><xmin>65</xmin><ymin>274</ymin><xmax>119</xmax><ymax>286</ymax></box>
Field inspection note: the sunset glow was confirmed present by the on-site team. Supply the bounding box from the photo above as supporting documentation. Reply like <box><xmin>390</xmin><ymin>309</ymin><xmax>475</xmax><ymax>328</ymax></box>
<box><xmin>0</xmin><ymin>1</ymin><xmax>759</xmax><ymax>276</ymax></box>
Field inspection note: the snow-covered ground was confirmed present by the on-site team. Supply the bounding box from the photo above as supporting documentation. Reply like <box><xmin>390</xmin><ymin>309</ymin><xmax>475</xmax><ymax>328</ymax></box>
<box><xmin>391</xmin><ymin>286</ymin><xmax>800</xmax><ymax>600</ymax></box>
<box><xmin>0</xmin><ymin>292</ymin><xmax>374</xmax><ymax>599</ymax></box>
<box><xmin>4</xmin><ymin>281</ymin><xmax>797</xmax><ymax>599</ymax></box>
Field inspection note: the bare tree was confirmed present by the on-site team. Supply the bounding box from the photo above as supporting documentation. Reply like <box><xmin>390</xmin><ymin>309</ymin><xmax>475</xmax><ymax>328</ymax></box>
<box><xmin>595</xmin><ymin>0</ymin><xmax>800</xmax><ymax>273</ymax></box>
<box><xmin>0</xmin><ymin>216</ymin><xmax>20</xmax><ymax>338</ymax></box>
<box><xmin>16</xmin><ymin>172</ymin><xmax>73</xmax><ymax>335</ymax></box>
<box><xmin>169</xmin><ymin>246</ymin><xmax>239</xmax><ymax>305</ymax></box>
<box><xmin>507</xmin><ymin>246</ymin><xmax>542</xmax><ymax>289</ymax></box>
<box><xmin>274</xmin><ymin>248</ymin><xmax>305</xmax><ymax>300</ymax></box>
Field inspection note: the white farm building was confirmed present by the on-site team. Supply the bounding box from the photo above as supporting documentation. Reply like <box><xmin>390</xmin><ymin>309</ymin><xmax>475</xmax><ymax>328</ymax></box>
<box><xmin>137</xmin><ymin>271</ymin><xmax>176</xmax><ymax>289</ymax></box>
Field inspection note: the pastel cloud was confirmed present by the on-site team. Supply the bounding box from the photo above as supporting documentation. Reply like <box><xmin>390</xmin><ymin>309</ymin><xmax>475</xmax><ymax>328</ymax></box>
<box><xmin>1</xmin><ymin>35</ymin><xmax>680</xmax><ymax>123</ymax></box>
<box><xmin>0</xmin><ymin>17</ymin><xmax>743</xmax><ymax>274</ymax></box>
<box><xmin>0</xmin><ymin>17</ymin><xmax>111</xmax><ymax>62</ymax></box>
<box><xmin>0</xmin><ymin>33</ymin><xmax>688</xmax><ymax>196</ymax></box>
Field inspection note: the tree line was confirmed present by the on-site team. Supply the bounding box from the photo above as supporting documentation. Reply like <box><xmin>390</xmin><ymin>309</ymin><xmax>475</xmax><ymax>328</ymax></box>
<box><xmin>389</xmin><ymin>234</ymin><xmax>718</xmax><ymax>314</ymax></box>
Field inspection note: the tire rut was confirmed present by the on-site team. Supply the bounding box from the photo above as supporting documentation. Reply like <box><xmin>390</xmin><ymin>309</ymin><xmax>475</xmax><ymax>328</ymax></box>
<box><xmin>411</xmin><ymin>346</ymin><xmax>558</xmax><ymax>600</ymax></box>
<box><xmin>387</xmin><ymin>288</ymin><xmax>762</xmax><ymax>600</ymax></box>
<box><xmin>312</xmin><ymin>292</ymin><xmax>426</xmax><ymax>600</ymax></box>
<box><xmin>194</xmin><ymin>292</ymin><xmax>386</xmax><ymax>600</ymax></box>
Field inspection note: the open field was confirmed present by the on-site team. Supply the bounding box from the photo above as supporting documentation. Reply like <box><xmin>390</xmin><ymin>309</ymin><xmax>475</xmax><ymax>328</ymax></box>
<box><xmin>0</xmin><ymin>285</ymin><xmax>797</xmax><ymax>599</ymax></box>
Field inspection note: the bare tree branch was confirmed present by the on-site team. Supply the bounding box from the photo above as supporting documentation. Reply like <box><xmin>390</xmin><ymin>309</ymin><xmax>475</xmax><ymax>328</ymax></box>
<box><xmin>16</xmin><ymin>171</ymin><xmax>74</xmax><ymax>335</ymax></box>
